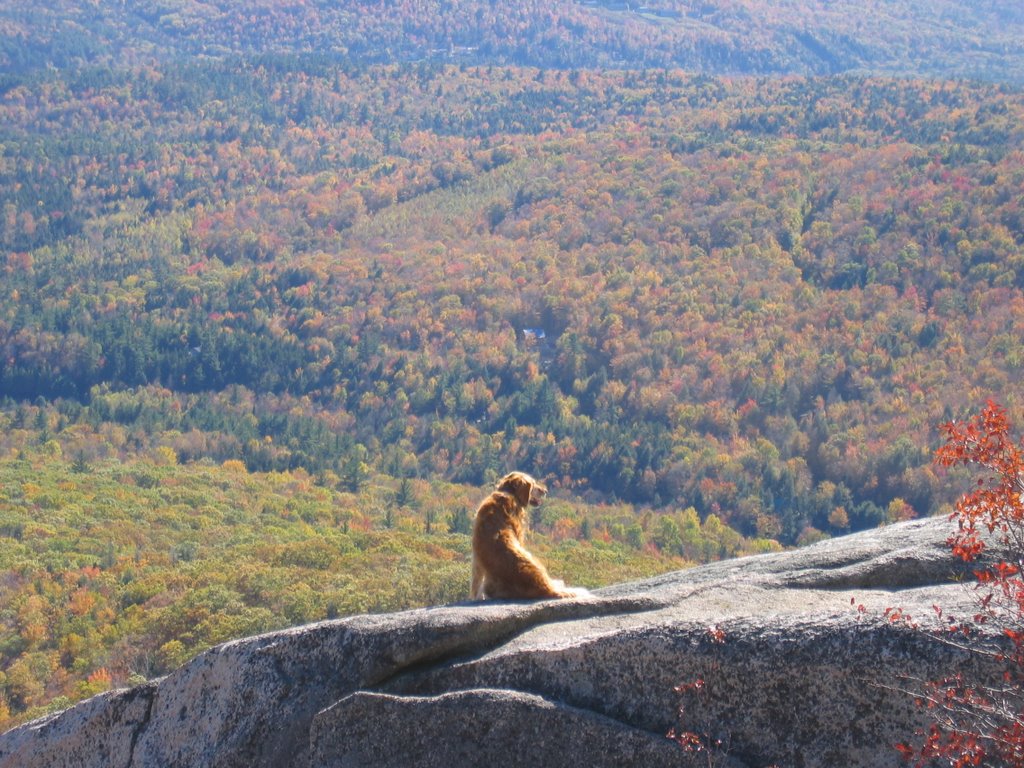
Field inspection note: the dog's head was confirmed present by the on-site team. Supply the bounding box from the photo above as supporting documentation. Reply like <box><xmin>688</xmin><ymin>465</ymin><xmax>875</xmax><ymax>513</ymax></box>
<box><xmin>496</xmin><ymin>471</ymin><xmax>547</xmax><ymax>509</ymax></box>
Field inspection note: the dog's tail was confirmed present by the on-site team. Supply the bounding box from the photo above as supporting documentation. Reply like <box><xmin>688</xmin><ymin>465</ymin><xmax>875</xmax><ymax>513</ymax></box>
<box><xmin>551</xmin><ymin>579</ymin><xmax>591</xmax><ymax>598</ymax></box>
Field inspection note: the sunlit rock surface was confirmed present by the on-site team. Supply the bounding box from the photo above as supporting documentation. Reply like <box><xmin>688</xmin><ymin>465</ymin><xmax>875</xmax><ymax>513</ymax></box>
<box><xmin>0</xmin><ymin>517</ymin><xmax>991</xmax><ymax>768</ymax></box>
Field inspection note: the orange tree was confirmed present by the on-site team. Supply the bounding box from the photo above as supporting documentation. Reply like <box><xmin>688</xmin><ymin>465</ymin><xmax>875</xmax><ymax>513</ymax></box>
<box><xmin>900</xmin><ymin>401</ymin><xmax>1024</xmax><ymax>766</ymax></box>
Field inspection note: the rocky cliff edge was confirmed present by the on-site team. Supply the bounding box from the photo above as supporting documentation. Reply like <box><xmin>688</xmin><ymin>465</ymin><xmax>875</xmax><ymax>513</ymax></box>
<box><xmin>0</xmin><ymin>517</ymin><xmax>997</xmax><ymax>768</ymax></box>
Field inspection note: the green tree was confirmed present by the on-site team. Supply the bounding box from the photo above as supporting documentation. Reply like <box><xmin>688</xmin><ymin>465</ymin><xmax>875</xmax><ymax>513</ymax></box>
<box><xmin>448</xmin><ymin>508</ymin><xmax>472</xmax><ymax>535</ymax></box>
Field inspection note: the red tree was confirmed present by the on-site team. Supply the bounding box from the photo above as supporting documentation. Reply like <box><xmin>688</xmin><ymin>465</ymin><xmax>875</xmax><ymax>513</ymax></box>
<box><xmin>900</xmin><ymin>400</ymin><xmax>1024</xmax><ymax>766</ymax></box>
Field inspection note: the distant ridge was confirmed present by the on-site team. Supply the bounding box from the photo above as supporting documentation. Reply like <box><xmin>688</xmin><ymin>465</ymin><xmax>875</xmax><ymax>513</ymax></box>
<box><xmin>3</xmin><ymin>0</ymin><xmax>1024</xmax><ymax>82</ymax></box>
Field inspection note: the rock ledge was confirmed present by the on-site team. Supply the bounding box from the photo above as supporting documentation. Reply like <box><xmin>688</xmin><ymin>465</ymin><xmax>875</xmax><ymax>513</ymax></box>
<box><xmin>0</xmin><ymin>517</ymin><xmax>993</xmax><ymax>768</ymax></box>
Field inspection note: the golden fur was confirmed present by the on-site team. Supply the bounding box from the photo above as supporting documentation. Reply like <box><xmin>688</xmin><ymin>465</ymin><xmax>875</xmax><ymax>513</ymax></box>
<box><xmin>470</xmin><ymin>471</ymin><xmax>585</xmax><ymax>600</ymax></box>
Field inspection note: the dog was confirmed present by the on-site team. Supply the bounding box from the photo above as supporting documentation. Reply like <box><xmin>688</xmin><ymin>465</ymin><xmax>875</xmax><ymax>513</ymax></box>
<box><xmin>470</xmin><ymin>471</ymin><xmax>587</xmax><ymax>600</ymax></box>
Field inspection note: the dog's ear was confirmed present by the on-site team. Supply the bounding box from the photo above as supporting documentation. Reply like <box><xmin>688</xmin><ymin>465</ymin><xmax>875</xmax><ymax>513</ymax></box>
<box><xmin>496</xmin><ymin>472</ymin><xmax>533</xmax><ymax>508</ymax></box>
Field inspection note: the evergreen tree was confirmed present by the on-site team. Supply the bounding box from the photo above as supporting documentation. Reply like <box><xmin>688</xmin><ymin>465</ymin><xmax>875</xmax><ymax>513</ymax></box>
<box><xmin>447</xmin><ymin>508</ymin><xmax>472</xmax><ymax>535</ymax></box>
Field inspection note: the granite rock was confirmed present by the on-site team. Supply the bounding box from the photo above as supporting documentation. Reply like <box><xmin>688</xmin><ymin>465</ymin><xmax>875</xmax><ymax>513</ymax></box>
<box><xmin>0</xmin><ymin>517</ymin><xmax>996</xmax><ymax>768</ymax></box>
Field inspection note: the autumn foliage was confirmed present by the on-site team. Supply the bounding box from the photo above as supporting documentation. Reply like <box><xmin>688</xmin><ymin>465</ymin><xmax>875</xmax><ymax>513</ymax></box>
<box><xmin>668</xmin><ymin>624</ymin><xmax>728</xmax><ymax>758</ymax></box>
<box><xmin>5</xmin><ymin>0</ymin><xmax>1024</xmax><ymax>82</ymax></box>
<box><xmin>899</xmin><ymin>401</ymin><xmax>1024</xmax><ymax>766</ymax></box>
<box><xmin>3</xmin><ymin>3</ymin><xmax>1024</xmax><ymax>739</ymax></box>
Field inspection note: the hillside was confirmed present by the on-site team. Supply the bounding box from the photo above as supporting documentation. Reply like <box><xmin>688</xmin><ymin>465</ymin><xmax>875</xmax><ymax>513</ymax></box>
<box><xmin>3</xmin><ymin>64</ymin><xmax>1023</xmax><ymax>536</ymax></box>
<box><xmin>3</xmin><ymin>0</ymin><xmax>1024</xmax><ymax>82</ymax></box>
<box><xmin>3</xmin><ymin>0</ymin><xmax>1024</xmax><ymax>738</ymax></box>
<box><xmin>3</xmin><ymin>60</ymin><xmax>1024</xmax><ymax>723</ymax></box>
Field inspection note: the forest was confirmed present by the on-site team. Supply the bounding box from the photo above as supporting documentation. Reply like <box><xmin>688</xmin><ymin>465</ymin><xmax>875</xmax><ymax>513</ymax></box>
<box><xmin>4</xmin><ymin>63</ymin><xmax>1023</xmax><ymax>532</ymax></box>
<box><xmin>2</xmin><ymin>0</ymin><xmax>1024</xmax><ymax>82</ymax></box>
<box><xmin>2</xmin><ymin>0</ymin><xmax>1024</xmax><ymax>734</ymax></box>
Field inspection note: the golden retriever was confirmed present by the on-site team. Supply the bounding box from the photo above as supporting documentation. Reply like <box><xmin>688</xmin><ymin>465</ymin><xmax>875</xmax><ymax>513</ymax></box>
<box><xmin>470</xmin><ymin>471</ymin><xmax>587</xmax><ymax>600</ymax></box>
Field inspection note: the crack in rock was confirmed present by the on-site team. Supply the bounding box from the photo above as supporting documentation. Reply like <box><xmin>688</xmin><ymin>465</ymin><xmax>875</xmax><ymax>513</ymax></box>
<box><xmin>309</xmin><ymin>688</ymin><xmax>749</xmax><ymax>768</ymax></box>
